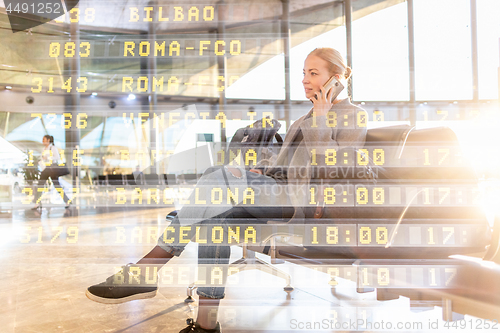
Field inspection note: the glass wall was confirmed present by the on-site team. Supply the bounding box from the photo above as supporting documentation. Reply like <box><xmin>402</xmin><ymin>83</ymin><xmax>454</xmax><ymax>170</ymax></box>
<box><xmin>413</xmin><ymin>0</ymin><xmax>473</xmax><ymax>101</ymax></box>
<box><xmin>352</xmin><ymin>2</ymin><xmax>409</xmax><ymax>101</ymax></box>
<box><xmin>0</xmin><ymin>0</ymin><xmax>499</xmax><ymax>212</ymax></box>
<box><xmin>477</xmin><ymin>0</ymin><xmax>500</xmax><ymax>100</ymax></box>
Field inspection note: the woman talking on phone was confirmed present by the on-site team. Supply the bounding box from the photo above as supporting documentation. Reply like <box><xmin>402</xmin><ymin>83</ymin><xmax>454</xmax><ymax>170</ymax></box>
<box><xmin>31</xmin><ymin>134</ymin><xmax>71</xmax><ymax>217</ymax></box>
<box><xmin>86</xmin><ymin>47</ymin><xmax>368</xmax><ymax>333</ymax></box>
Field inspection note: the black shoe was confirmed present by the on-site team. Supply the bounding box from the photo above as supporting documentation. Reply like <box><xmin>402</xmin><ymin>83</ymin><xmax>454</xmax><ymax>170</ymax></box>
<box><xmin>179</xmin><ymin>319</ymin><xmax>221</xmax><ymax>333</ymax></box>
<box><xmin>85</xmin><ymin>264</ymin><xmax>158</xmax><ymax>304</ymax></box>
<box><xmin>63</xmin><ymin>208</ymin><xmax>71</xmax><ymax>217</ymax></box>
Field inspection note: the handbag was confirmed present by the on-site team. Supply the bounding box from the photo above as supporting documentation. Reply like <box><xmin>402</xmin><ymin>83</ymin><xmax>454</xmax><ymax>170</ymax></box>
<box><xmin>225</xmin><ymin>117</ymin><xmax>283</xmax><ymax>167</ymax></box>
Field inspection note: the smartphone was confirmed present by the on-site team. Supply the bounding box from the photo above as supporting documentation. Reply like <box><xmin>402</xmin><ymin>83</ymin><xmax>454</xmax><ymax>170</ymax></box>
<box><xmin>321</xmin><ymin>75</ymin><xmax>344</xmax><ymax>102</ymax></box>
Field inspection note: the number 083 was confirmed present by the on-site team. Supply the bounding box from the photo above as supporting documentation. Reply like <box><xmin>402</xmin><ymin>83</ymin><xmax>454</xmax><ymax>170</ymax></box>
<box><xmin>49</xmin><ymin>42</ymin><xmax>91</xmax><ymax>58</ymax></box>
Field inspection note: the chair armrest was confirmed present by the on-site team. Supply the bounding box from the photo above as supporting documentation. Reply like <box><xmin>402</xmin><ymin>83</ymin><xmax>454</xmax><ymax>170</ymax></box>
<box><xmin>264</xmin><ymin>220</ymin><xmax>304</xmax><ymax>244</ymax></box>
<box><xmin>263</xmin><ymin>220</ymin><xmax>305</xmax><ymax>263</ymax></box>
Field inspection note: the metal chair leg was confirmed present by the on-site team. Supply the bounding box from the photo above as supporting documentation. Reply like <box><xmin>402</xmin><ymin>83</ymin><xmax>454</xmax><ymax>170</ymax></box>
<box><xmin>230</xmin><ymin>244</ymin><xmax>293</xmax><ymax>293</ymax></box>
<box><xmin>354</xmin><ymin>260</ymin><xmax>375</xmax><ymax>293</ymax></box>
<box><xmin>184</xmin><ymin>283</ymin><xmax>197</xmax><ymax>303</ymax></box>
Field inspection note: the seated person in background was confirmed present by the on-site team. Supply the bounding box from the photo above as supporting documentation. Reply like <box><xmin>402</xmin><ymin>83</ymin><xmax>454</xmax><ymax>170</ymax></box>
<box><xmin>30</xmin><ymin>134</ymin><xmax>71</xmax><ymax>217</ymax></box>
<box><xmin>132</xmin><ymin>165</ymin><xmax>144</xmax><ymax>185</ymax></box>
<box><xmin>86</xmin><ymin>47</ymin><xmax>368</xmax><ymax>333</ymax></box>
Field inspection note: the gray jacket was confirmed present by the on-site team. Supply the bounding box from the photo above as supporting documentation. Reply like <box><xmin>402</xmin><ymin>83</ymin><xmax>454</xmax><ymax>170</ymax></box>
<box><xmin>259</xmin><ymin>98</ymin><xmax>368</xmax><ymax>220</ymax></box>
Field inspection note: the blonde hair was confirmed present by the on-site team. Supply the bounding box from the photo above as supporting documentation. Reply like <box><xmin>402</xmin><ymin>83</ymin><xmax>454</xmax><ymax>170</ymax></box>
<box><xmin>308</xmin><ymin>48</ymin><xmax>352</xmax><ymax>80</ymax></box>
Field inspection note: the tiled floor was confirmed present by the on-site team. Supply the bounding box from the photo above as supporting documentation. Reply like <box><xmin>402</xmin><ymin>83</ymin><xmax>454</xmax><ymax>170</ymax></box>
<box><xmin>0</xmin><ymin>207</ymin><xmax>495</xmax><ymax>332</ymax></box>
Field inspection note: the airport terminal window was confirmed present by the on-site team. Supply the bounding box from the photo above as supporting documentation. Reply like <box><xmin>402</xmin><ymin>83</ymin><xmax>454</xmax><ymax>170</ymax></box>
<box><xmin>413</xmin><ymin>0</ymin><xmax>473</xmax><ymax>101</ymax></box>
<box><xmin>477</xmin><ymin>0</ymin><xmax>500</xmax><ymax>100</ymax></box>
<box><xmin>4</xmin><ymin>112</ymin><xmax>54</xmax><ymax>150</ymax></box>
<box><xmin>227</xmin><ymin>1</ymin><xmax>346</xmax><ymax>101</ymax></box>
<box><xmin>351</xmin><ymin>2</ymin><xmax>409</xmax><ymax>102</ymax></box>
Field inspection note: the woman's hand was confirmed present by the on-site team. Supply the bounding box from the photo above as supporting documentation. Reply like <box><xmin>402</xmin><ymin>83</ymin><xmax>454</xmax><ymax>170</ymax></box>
<box><xmin>227</xmin><ymin>167</ymin><xmax>242</xmax><ymax>177</ymax></box>
<box><xmin>249</xmin><ymin>169</ymin><xmax>263</xmax><ymax>175</ymax></box>
<box><xmin>310</xmin><ymin>86</ymin><xmax>334</xmax><ymax>117</ymax></box>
